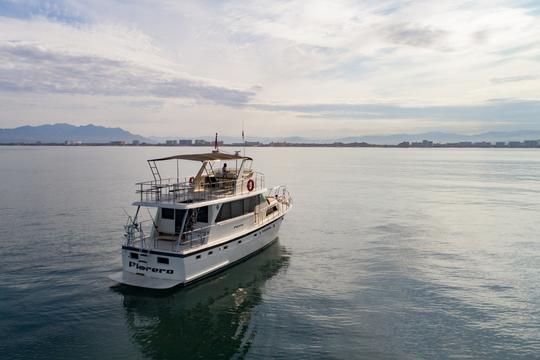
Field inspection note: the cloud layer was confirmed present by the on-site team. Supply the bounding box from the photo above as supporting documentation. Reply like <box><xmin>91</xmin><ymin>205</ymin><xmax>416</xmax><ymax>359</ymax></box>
<box><xmin>0</xmin><ymin>43</ymin><xmax>254</xmax><ymax>105</ymax></box>
<box><xmin>0</xmin><ymin>0</ymin><xmax>539</xmax><ymax>136</ymax></box>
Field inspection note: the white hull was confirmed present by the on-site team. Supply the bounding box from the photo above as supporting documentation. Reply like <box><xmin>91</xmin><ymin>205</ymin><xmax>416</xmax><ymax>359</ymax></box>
<box><xmin>109</xmin><ymin>216</ymin><xmax>284</xmax><ymax>289</ymax></box>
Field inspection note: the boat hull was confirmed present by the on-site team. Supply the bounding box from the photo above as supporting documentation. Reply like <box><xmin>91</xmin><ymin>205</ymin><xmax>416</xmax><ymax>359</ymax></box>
<box><xmin>109</xmin><ymin>216</ymin><xmax>285</xmax><ymax>289</ymax></box>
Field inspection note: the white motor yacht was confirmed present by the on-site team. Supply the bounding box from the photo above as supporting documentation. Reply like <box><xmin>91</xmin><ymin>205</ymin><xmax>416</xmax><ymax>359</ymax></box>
<box><xmin>109</xmin><ymin>150</ymin><xmax>292</xmax><ymax>289</ymax></box>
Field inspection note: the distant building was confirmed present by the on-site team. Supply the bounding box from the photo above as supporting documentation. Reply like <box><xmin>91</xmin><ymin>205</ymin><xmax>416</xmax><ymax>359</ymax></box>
<box><xmin>232</xmin><ymin>141</ymin><xmax>262</xmax><ymax>146</ymax></box>
<box><xmin>523</xmin><ymin>140</ymin><xmax>539</xmax><ymax>148</ymax></box>
<box><xmin>397</xmin><ymin>141</ymin><xmax>410</xmax><ymax>147</ymax></box>
<box><xmin>165</xmin><ymin>140</ymin><xmax>178</xmax><ymax>145</ymax></box>
<box><xmin>110</xmin><ymin>140</ymin><xmax>126</xmax><ymax>145</ymax></box>
<box><xmin>194</xmin><ymin>140</ymin><xmax>222</xmax><ymax>146</ymax></box>
<box><xmin>412</xmin><ymin>140</ymin><xmax>433</xmax><ymax>147</ymax></box>
<box><xmin>132</xmin><ymin>140</ymin><xmax>140</xmax><ymax>145</ymax></box>
<box><xmin>473</xmin><ymin>142</ymin><xmax>491</xmax><ymax>148</ymax></box>
<box><xmin>178</xmin><ymin>139</ymin><xmax>192</xmax><ymax>145</ymax></box>
<box><xmin>64</xmin><ymin>140</ymin><xmax>82</xmax><ymax>145</ymax></box>
<box><xmin>508</xmin><ymin>141</ymin><xmax>522</xmax><ymax>148</ymax></box>
<box><xmin>495</xmin><ymin>142</ymin><xmax>506</xmax><ymax>148</ymax></box>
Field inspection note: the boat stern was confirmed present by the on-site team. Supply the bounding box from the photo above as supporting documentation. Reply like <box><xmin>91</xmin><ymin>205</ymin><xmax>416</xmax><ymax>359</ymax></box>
<box><xmin>108</xmin><ymin>247</ymin><xmax>186</xmax><ymax>289</ymax></box>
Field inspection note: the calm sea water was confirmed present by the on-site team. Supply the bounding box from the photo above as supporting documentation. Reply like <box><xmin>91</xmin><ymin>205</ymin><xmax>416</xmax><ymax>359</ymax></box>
<box><xmin>1</xmin><ymin>146</ymin><xmax>539</xmax><ymax>359</ymax></box>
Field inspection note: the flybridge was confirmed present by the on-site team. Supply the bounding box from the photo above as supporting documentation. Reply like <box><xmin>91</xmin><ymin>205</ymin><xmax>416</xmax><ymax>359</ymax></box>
<box><xmin>136</xmin><ymin>151</ymin><xmax>264</xmax><ymax>205</ymax></box>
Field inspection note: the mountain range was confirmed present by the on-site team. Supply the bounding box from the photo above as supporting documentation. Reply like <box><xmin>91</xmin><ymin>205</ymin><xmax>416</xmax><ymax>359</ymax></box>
<box><xmin>1</xmin><ymin>123</ymin><xmax>540</xmax><ymax>145</ymax></box>
<box><xmin>0</xmin><ymin>123</ymin><xmax>149</xmax><ymax>143</ymax></box>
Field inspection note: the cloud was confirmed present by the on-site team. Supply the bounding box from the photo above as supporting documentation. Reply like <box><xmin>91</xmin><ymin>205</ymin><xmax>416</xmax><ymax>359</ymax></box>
<box><xmin>490</xmin><ymin>75</ymin><xmax>539</xmax><ymax>84</ymax></box>
<box><xmin>0</xmin><ymin>43</ymin><xmax>255</xmax><ymax>106</ymax></box>
<box><xmin>252</xmin><ymin>99</ymin><xmax>540</xmax><ymax>123</ymax></box>
<box><xmin>384</xmin><ymin>23</ymin><xmax>448</xmax><ymax>48</ymax></box>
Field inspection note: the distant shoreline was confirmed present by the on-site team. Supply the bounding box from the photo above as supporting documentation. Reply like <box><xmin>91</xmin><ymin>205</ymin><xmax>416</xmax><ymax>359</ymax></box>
<box><xmin>1</xmin><ymin>141</ymin><xmax>539</xmax><ymax>149</ymax></box>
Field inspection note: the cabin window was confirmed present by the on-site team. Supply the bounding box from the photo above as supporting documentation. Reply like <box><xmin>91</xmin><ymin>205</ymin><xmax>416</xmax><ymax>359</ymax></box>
<box><xmin>216</xmin><ymin>195</ymin><xmax>260</xmax><ymax>222</ymax></box>
<box><xmin>196</xmin><ymin>206</ymin><xmax>209</xmax><ymax>223</ymax></box>
<box><xmin>216</xmin><ymin>202</ymin><xmax>231</xmax><ymax>222</ymax></box>
<box><xmin>130</xmin><ymin>252</ymin><xmax>139</xmax><ymax>259</ymax></box>
<box><xmin>244</xmin><ymin>196</ymin><xmax>258</xmax><ymax>213</ymax></box>
<box><xmin>196</xmin><ymin>255</ymin><xmax>201</xmax><ymax>259</ymax></box>
<box><xmin>208</xmin><ymin>251</ymin><xmax>213</xmax><ymax>255</ymax></box>
<box><xmin>266</xmin><ymin>206</ymin><xmax>278</xmax><ymax>217</ymax></box>
<box><xmin>162</xmin><ymin>208</ymin><xmax>174</xmax><ymax>220</ymax></box>
<box><xmin>157</xmin><ymin>257</ymin><xmax>169</xmax><ymax>265</ymax></box>
<box><xmin>231</xmin><ymin>199</ymin><xmax>244</xmax><ymax>218</ymax></box>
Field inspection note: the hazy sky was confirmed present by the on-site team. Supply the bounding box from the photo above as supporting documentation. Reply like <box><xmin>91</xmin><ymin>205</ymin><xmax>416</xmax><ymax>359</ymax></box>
<box><xmin>0</xmin><ymin>0</ymin><xmax>539</xmax><ymax>138</ymax></box>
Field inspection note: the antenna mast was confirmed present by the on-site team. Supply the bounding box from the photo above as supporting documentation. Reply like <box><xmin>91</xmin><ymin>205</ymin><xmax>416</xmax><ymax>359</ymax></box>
<box><xmin>242</xmin><ymin>119</ymin><xmax>245</xmax><ymax>157</ymax></box>
<box><xmin>213</xmin><ymin>132</ymin><xmax>219</xmax><ymax>153</ymax></box>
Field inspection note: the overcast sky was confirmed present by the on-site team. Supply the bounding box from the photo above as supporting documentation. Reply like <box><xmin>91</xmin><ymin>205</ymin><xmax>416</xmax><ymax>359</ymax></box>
<box><xmin>0</xmin><ymin>0</ymin><xmax>539</xmax><ymax>138</ymax></box>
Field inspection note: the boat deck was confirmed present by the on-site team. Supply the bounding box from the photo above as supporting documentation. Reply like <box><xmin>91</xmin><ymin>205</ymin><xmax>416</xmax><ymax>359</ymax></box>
<box><xmin>136</xmin><ymin>173</ymin><xmax>265</xmax><ymax>205</ymax></box>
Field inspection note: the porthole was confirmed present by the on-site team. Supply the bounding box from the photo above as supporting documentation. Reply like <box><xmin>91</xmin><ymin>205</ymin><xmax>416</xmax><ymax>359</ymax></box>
<box><xmin>196</xmin><ymin>255</ymin><xmax>201</xmax><ymax>259</ymax></box>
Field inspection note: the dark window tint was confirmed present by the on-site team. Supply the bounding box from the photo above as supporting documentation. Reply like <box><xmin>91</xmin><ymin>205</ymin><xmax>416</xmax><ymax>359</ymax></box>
<box><xmin>216</xmin><ymin>202</ymin><xmax>231</xmax><ymax>222</ymax></box>
<box><xmin>162</xmin><ymin>208</ymin><xmax>174</xmax><ymax>220</ymax></box>
<box><xmin>175</xmin><ymin>209</ymin><xmax>186</xmax><ymax>234</ymax></box>
<box><xmin>216</xmin><ymin>195</ymin><xmax>261</xmax><ymax>222</ymax></box>
<box><xmin>196</xmin><ymin>206</ymin><xmax>208</xmax><ymax>223</ymax></box>
<box><xmin>266</xmin><ymin>206</ymin><xmax>278</xmax><ymax>217</ymax></box>
<box><xmin>130</xmin><ymin>252</ymin><xmax>139</xmax><ymax>259</ymax></box>
<box><xmin>244</xmin><ymin>196</ymin><xmax>258</xmax><ymax>213</ymax></box>
<box><xmin>157</xmin><ymin>257</ymin><xmax>169</xmax><ymax>264</ymax></box>
<box><xmin>231</xmin><ymin>199</ymin><xmax>244</xmax><ymax>218</ymax></box>
<box><xmin>196</xmin><ymin>254</ymin><xmax>201</xmax><ymax>259</ymax></box>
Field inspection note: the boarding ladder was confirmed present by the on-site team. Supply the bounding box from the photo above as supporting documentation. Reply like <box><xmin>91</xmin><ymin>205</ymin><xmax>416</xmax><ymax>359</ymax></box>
<box><xmin>148</xmin><ymin>161</ymin><xmax>162</xmax><ymax>182</ymax></box>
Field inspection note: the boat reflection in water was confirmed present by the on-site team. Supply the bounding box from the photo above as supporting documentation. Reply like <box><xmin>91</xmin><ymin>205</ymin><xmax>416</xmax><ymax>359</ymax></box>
<box><xmin>113</xmin><ymin>241</ymin><xmax>289</xmax><ymax>359</ymax></box>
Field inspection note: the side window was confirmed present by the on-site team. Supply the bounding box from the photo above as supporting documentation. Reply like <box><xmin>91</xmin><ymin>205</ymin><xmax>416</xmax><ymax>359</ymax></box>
<box><xmin>197</xmin><ymin>206</ymin><xmax>208</xmax><ymax>223</ymax></box>
<box><xmin>266</xmin><ymin>205</ymin><xmax>278</xmax><ymax>217</ymax></box>
<box><xmin>162</xmin><ymin>208</ymin><xmax>174</xmax><ymax>220</ymax></box>
<box><xmin>231</xmin><ymin>199</ymin><xmax>244</xmax><ymax>218</ymax></box>
<box><xmin>216</xmin><ymin>197</ymin><xmax>259</xmax><ymax>222</ymax></box>
<box><xmin>216</xmin><ymin>202</ymin><xmax>231</xmax><ymax>222</ymax></box>
<box><xmin>244</xmin><ymin>196</ymin><xmax>257</xmax><ymax>213</ymax></box>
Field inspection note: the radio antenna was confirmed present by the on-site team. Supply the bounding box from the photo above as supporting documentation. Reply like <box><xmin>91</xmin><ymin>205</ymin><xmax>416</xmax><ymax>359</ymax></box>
<box><xmin>242</xmin><ymin>119</ymin><xmax>245</xmax><ymax>157</ymax></box>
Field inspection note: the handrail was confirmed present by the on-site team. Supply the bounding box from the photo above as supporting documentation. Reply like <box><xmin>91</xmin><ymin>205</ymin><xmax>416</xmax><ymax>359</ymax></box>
<box><xmin>135</xmin><ymin>172</ymin><xmax>265</xmax><ymax>204</ymax></box>
<box><xmin>125</xmin><ymin>184</ymin><xmax>292</xmax><ymax>253</ymax></box>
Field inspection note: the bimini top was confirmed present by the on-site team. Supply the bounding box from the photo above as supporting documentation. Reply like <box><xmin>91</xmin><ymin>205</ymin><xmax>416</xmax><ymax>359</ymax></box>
<box><xmin>149</xmin><ymin>152</ymin><xmax>252</xmax><ymax>162</ymax></box>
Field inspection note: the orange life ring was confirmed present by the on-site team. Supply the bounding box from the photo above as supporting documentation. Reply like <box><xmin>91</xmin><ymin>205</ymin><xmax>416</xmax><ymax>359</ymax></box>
<box><xmin>247</xmin><ymin>179</ymin><xmax>255</xmax><ymax>192</ymax></box>
<box><xmin>189</xmin><ymin>176</ymin><xmax>194</xmax><ymax>184</ymax></box>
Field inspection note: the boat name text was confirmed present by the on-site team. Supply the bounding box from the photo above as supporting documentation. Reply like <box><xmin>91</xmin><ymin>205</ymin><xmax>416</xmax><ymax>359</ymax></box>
<box><xmin>128</xmin><ymin>261</ymin><xmax>174</xmax><ymax>274</ymax></box>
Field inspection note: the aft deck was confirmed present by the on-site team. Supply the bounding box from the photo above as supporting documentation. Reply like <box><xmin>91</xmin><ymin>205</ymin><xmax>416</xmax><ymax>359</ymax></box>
<box><xmin>125</xmin><ymin>186</ymin><xmax>292</xmax><ymax>254</ymax></box>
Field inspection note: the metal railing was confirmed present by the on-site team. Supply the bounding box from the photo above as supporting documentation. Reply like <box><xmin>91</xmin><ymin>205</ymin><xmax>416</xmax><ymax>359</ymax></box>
<box><xmin>254</xmin><ymin>186</ymin><xmax>293</xmax><ymax>225</ymax></box>
<box><xmin>135</xmin><ymin>172</ymin><xmax>265</xmax><ymax>204</ymax></box>
<box><xmin>125</xmin><ymin>185</ymin><xmax>292</xmax><ymax>253</ymax></box>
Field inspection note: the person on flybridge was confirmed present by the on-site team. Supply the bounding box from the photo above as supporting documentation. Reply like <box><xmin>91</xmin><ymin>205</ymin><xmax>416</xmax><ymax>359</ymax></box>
<box><xmin>222</xmin><ymin>163</ymin><xmax>228</xmax><ymax>175</ymax></box>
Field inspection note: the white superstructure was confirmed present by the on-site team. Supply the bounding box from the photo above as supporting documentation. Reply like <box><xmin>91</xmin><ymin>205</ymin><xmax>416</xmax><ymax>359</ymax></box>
<box><xmin>109</xmin><ymin>151</ymin><xmax>292</xmax><ymax>289</ymax></box>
